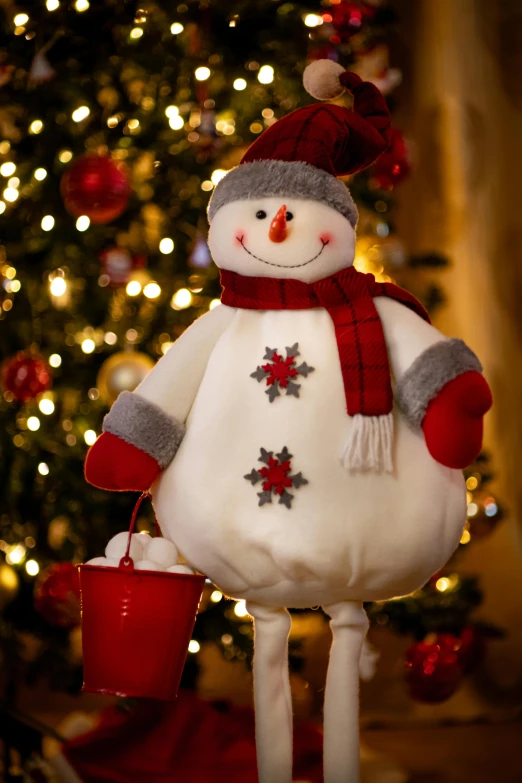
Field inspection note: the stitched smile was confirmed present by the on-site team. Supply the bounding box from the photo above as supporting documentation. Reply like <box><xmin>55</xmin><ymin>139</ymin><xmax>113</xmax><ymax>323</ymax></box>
<box><xmin>237</xmin><ymin>236</ymin><xmax>329</xmax><ymax>268</ymax></box>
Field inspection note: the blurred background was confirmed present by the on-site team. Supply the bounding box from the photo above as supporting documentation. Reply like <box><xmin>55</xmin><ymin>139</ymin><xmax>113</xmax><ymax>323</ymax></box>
<box><xmin>0</xmin><ymin>0</ymin><xmax>521</xmax><ymax>780</ymax></box>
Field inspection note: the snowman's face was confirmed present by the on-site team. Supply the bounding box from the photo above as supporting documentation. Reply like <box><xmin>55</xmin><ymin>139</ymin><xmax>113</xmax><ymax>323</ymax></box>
<box><xmin>208</xmin><ymin>197</ymin><xmax>356</xmax><ymax>283</ymax></box>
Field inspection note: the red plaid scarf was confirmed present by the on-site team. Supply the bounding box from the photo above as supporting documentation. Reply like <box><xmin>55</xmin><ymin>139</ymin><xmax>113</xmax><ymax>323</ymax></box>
<box><xmin>220</xmin><ymin>265</ymin><xmax>429</xmax><ymax>419</ymax></box>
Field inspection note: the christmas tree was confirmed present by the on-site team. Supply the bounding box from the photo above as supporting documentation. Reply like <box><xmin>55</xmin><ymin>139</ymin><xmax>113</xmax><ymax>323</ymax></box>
<box><xmin>0</xmin><ymin>1</ymin><xmax>502</xmax><ymax>775</ymax></box>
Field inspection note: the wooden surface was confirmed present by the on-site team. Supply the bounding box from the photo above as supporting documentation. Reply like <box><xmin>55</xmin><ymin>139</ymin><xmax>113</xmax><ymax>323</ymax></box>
<box><xmin>363</xmin><ymin>722</ymin><xmax>522</xmax><ymax>783</ymax></box>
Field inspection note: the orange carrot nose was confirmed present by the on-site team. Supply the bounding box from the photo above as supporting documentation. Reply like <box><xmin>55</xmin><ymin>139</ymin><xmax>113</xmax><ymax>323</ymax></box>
<box><xmin>268</xmin><ymin>204</ymin><xmax>287</xmax><ymax>243</ymax></box>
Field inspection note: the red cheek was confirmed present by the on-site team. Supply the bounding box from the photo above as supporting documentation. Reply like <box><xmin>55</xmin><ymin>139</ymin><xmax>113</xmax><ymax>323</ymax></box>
<box><xmin>235</xmin><ymin>231</ymin><xmax>246</xmax><ymax>246</ymax></box>
<box><xmin>320</xmin><ymin>232</ymin><xmax>333</xmax><ymax>244</ymax></box>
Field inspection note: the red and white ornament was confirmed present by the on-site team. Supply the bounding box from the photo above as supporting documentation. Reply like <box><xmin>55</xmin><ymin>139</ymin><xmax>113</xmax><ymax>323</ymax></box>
<box><xmin>60</xmin><ymin>155</ymin><xmax>131</xmax><ymax>224</ymax></box>
<box><xmin>99</xmin><ymin>246</ymin><xmax>147</xmax><ymax>286</ymax></box>
<box><xmin>34</xmin><ymin>562</ymin><xmax>81</xmax><ymax>628</ymax></box>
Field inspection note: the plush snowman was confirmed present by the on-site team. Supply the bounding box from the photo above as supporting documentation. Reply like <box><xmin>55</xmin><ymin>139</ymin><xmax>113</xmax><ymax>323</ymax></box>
<box><xmin>86</xmin><ymin>61</ymin><xmax>492</xmax><ymax>783</ymax></box>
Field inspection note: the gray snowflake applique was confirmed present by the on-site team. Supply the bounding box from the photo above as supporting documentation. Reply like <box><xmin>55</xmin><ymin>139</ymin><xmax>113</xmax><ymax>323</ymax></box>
<box><xmin>243</xmin><ymin>446</ymin><xmax>309</xmax><ymax>509</ymax></box>
<box><xmin>250</xmin><ymin>343</ymin><xmax>315</xmax><ymax>402</ymax></box>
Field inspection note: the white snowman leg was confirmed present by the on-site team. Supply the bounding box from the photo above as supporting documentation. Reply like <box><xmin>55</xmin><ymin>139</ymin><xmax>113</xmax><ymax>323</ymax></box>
<box><xmin>322</xmin><ymin>601</ymin><xmax>369</xmax><ymax>783</ymax></box>
<box><xmin>246</xmin><ymin>602</ymin><xmax>293</xmax><ymax>783</ymax></box>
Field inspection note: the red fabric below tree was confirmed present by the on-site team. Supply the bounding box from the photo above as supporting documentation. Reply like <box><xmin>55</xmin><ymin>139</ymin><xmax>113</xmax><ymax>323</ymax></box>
<box><xmin>220</xmin><ymin>266</ymin><xmax>429</xmax><ymax>418</ymax></box>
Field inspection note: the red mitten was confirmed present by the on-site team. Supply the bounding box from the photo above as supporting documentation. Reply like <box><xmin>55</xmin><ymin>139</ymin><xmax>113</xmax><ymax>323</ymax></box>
<box><xmin>85</xmin><ymin>432</ymin><xmax>161</xmax><ymax>491</ymax></box>
<box><xmin>422</xmin><ymin>371</ymin><xmax>492</xmax><ymax>469</ymax></box>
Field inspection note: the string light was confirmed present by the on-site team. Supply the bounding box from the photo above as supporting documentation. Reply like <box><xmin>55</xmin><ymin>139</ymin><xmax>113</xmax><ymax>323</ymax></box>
<box><xmin>81</xmin><ymin>338</ymin><xmax>95</xmax><ymax>354</ymax></box>
<box><xmin>27</xmin><ymin>416</ymin><xmax>40</xmax><ymax>431</ymax></box>
<box><xmin>104</xmin><ymin>332</ymin><xmax>117</xmax><ymax>345</ymax></box>
<box><xmin>75</xmin><ymin>0</ymin><xmax>90</xmax><ymax>10</ymax></box>
<box><xmin>38</xmin><ymin>462</ymin><xmax>50</xmax><ymax>475</ymax></box>
<box><xmin>210</xmin><ymin>590</ymin><xmax>223</xmax><ymax>602</ymax></box>
<box><xmin>41</xmin><ymin>215</ymin><xmax>55</xmax><ymax>231</ymax></box>
<box><xmin>29</xmin><ymin>120</ymin><xmax>44</xmax><ymax>134</ymax></box>
<box><xmin>130</xmin><ymin>27</ymin><xmax>143</xmax><ymax>39</ymax></box>
<box><xmin>0</xmin><ymin>162</ymin><xmax>16</xmax><ymax>177</ymax></box>
<box><xmin>209</xmin><ymin>299</ymin><xmax>221</xmax><ymax>310</ymax></box>
<box><xmin>159</xmin><ymin>237</ymin><xmax>174</xmax><ymax>254</ymax></box>
<box><xmin>8</xmin><ymin>177</ymin><xmax>19</xmax><ymax>188</ymax></box>
<box><xmin>460</xmin><ymin>529</ymin><xmax>471</xmax><ymax>545</ymax></box>
<box><xmin>84</xmin><ymin>430</ymin><xmax>97</xmax><ymax>445</ymax></box>
<box><xmin>201</xmin><ymin>180</ymin><xmax>213</xmax><ymax>191</ymax></box>
<box><xmin>49</xmin><ymin>277</ymin><xmax>66</xmax><ymax>297</ymax></box>
<box><xmin>26</xmin><ymin>559</ymin><xmax>39</xmax><ymax>576</ymax></box>
<box><xmin>258</xmin><ymin>65</ymin><xmax>274</xmax><ymax>84</ymax></box>
<box><xmin>169</xmin><ymin>115</ymin><xmax>184</xmax><ymax>130</ymax></box>
<box><xmin>49</xmin><ymin>354</ymin><xmax>62</xmax><ymax>368</ymax></box>
<box><xmin>14</xmin><ymin>13</ymin><xmax>29</xmax><ymax>26</ymax></box>
<box><xmin>143</xmin><ymin>282</ymin><xmax>161</xmax><ymax>299</ymax></box>
<box><xmin>126</xmin><ymin>280</ymin><xmax>142</xmax><ymax>296</ymax></box>
<box><xmin>34</xmin><ymin>168</ymin><xmax>47</xmax><ymax>181</ymax></box>
<box><xmin>233</xmin><ymin>78</ymin><xmax>247</xmax><ymax>91</ymax></box>
<box><xmin>171</xmin><ymin>288</ymin><xmax>192</xmax><ymax>310</ymax></box>
<box><xmin>165</xmin><ymin>105</ymin><xmax>179</xmax><ymax>118</ymax></box>
<box><xmin>0</xmin><ymin>202</ymin><xmax>5</xmax><ymax>214</ymax></box>
<box><xmin>195</xmin><ymin>66</ymin><xmax>211</xmax><ymax>81</ymax></box>
<box><xmin>234</xmin><ymin>600</ymin><xmax>248</xmax><ymax>617</ymax></box>
<box><xmin>76</xmin><ymin>215</ymin><xmax>90</xmax><ymax>231</ymax></box>
<box><xmin>72</xmin><ymin>106</ymin><xmax>90</xmax><ymax>123</ymax></box>
<box><xmin>38</xmin><ymin>398</ymin><xmax>55</xmax><ymax>415</ymax></box>
<box><xmin>170</xmin><ymin>22</ymin><xmax>184</xmax><ymax>34</ymax></box>
<box><xmin>6</xmin><ymin>544</ymin><xmax>26</xmax><ymax>565</ymax></box>
<box><xmin>3</xmin><ymin>188</ymin><xmax>19</xmax><ymax>202</ymax></box>
<box><xmin>59</xmin><ymin>150</ymin><xmax>72</xmax><ymax>163</ymax></box>
<box><xmin>188</xmin><ymin>640</ymin><xmax>200</xmax><ymax>653</ymax></box>
<box><xmin>304</xmin><ymin>13</ymin><xmax>323</xmax><ymax>27</ymax></box>
<box><xmin>9</xmin><ymin>280</ymin><xmax>21</xmax><ymax>292</ymax></box>
<box><xmin>211</xmin><ymin>169</ymin><xmax>227</xmax><ymax>185</ymax></box>
<box><xmin>46</xmin><ymin>0</ymin><xmax>60</xmax><ymax>9</ymax></box>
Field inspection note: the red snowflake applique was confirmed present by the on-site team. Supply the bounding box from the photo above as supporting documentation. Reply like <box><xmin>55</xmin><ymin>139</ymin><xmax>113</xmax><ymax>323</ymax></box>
<box><xmin>250</xmin><ymin>343</ymin><xmax>315</xmax><ymax>402</ymax></box>
<box><xmin>244</xmin><ymin>447</ymin><xmax>308</xmax><ymax>509</ymax></box>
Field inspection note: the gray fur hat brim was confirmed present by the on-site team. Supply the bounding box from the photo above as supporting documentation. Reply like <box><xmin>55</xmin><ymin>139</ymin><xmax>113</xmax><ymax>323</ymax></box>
<box><xmin>207</xmin><ymin>160</ymin><xmax>358</xmax><ymax>227</ymax></box>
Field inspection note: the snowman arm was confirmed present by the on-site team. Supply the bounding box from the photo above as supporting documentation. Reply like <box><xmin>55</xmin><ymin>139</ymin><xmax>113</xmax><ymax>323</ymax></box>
<box><xmin>374</xmin><ymin>297</ymin><xmax>483</xmax><ymax>428</ymax></box>
<box><xmin>93</xmin><ymin>304</ymin><xmax>235</xmax><ymax>475</ymax></box>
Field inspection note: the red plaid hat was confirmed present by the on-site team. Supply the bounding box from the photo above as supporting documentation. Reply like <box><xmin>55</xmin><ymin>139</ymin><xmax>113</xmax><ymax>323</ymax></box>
<box><xmin>209</xmin><ymin>60</ymin><xmax>391</xmax><ymax>226</ymax></box>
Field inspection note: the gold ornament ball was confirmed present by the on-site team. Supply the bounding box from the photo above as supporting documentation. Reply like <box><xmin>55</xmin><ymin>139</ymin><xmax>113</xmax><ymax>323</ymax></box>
<box><xmin>97</xmin><ymin>351</ymin><xmax>155</xmax><ymax>405</ymax></box>
<box><xmin>0</xmin><ymin>563</ymin><xmax>19</xmax><ymax>610</ymax></box>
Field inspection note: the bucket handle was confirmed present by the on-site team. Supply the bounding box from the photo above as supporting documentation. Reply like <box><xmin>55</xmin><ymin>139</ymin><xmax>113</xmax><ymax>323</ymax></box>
<box><xmin>120</xmin><ymin>492</ymin><xmax>160</xmax><ymax>570</ymax></box>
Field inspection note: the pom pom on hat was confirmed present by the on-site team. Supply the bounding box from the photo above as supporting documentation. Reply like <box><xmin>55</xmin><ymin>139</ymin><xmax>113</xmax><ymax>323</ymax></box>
<box><xmin>303</xmin><ymin>59</ymin><xmax>346</xmax><ymax>101</ymax></box>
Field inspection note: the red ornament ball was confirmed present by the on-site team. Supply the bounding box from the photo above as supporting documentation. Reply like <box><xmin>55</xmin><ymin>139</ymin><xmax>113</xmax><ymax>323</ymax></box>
<box><xmin>372</xmin><ymin>129</ymin><xmax>411</xmax><ymax>189</ymax></box>
<box><xmin>60</xmin><ymin>155</ymin><xmax>131</xmax><ymax>224</ymax></box>
<box><xmin>99</xmin><ymin>246</ymin><xmax>147</xmax><ymax>286</ymax></box>
<box><xmin>1</xmin><ymin>352</ymin><xmax>52</xmax><ymax>402</ymax></box>
<box><xmin>331</xmin><ymin>2</ymin><xmax>376</xmax><ymax>43</ymax></box>
<box><xmin>405</xmin><ymin>634</ymin><xmax>465</xmax><ymax>703</ymax></box>
<box><xmin>34</xmin><ymin>562</ymin><xmax>81</xmax><ymax>628</ymax></box>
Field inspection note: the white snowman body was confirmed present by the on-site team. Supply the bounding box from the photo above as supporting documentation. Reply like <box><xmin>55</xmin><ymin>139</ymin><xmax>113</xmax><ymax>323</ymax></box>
<box><xmin>134</xmin><ymin>196</ymin><xmax>466</xmax><ymax>609</ymax></box>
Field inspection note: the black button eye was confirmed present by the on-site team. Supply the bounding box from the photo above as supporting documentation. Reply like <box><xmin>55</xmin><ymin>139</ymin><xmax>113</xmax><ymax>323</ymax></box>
<box><xmin>256</xmin><ymin>210</ymin><xmax>267</xmax><ymax>219</ymax></box>
<box><xmin>286</xmin><ymin>211</ymin><xmax>294</xmax><ymax>221</ymax></box>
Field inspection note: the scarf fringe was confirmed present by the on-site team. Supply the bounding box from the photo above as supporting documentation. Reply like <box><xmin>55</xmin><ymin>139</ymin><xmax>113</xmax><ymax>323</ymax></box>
<box><xmin>341</xmin><ymin>413</ymin><xmax>394</xmax><ymax>473</ymax></box>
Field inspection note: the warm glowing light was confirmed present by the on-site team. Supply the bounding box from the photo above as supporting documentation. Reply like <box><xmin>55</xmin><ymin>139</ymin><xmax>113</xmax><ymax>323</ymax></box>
<box><xmin>75</xmin><ymin>0</ymin><xmax>89</xmax><ymax>10</ymax></box>
<box><xmin>127</xmin><ymin>119</ymin><xmax>140</xmax><ymax>130</ymax></box>
<box><xmin>41</xmin><ymin>215</ymin><xmax>55</xmax><ymax>231</ymax></box>
<box><xmin>9</xmin><ymin>280</ymin><xmax>21</xmax><ymax>292</ymax></box>
<box><xmin>49</xmin><ymin>277</ymin><xmax>66</xmax><ymax>296</ymax></box>
<box><xmin>34</xmin><ymin>168</ymin><xmax>47</xmax><ymax>181</ymax></box>
<box><xmin>188</xmin><ymin>639</ymin><xmax>201</xmax><ymax>653</ymax></box>
<box><xmin>76</xmin><ymin>215</ymin><xmax>90</xmax><ymax>231</ymax></box>
<box><xmin>165</xmin><ymin>105</ymin><xmax>179</xmax><ymax>118</ymax></box>
<box><xmin>72</xmin><ymin>105</ymin><xmax>90</xmax><ymax>122</ymax></box>
<box><xmin>143</xmin><ymin>282</ymin><xmax>161</xmax><ymax>299</ymax></box>
<box><xmin>485</xmin><ymin>502</ymin><xmax>498</xmax><ymax>517</ymax></box>
<box><xmin>126</xmin><ymin>280</ymin><xmax>142</xmax><ymax>296</ymax></box>
<box><xmin>8</xmin><ymin>177</ymin><xmax>19</xmax><ymax>188</ymax></box>
<box><xmin>0</xmin><ymin>162</ymin><xmax>16</xmax><ymax>177</ymax></box>
<box><xmin>59</xmin><ymin>150</ymin><xmax>73</xmax><ymax>163</ymax></box>
<box><xmin>169</xmin><ymin>114</ymin><xmax>184</xmax><ymax>130</ymax></box>
<box><xmin>104</xmin><ymin>331</ymin><xmax>117</xmax><ymax>345</ymax></box>
<box><xmin>39</xmin><ymin>399</ymin><xmax>55</xmax><ymax>415</ymax></box>
<box><xmin>27</xmin><ymin>416</ymin><xmax>40</xmax><ymax>431</ymax></box>
<box><xmin>81</xmin><ymin>338</ymin><xmax>95</xmax><ymax>354</ymax></box>
<box><xmin>0</xmin><ymin>202</ymin><xmax>5</xmax><ymax>214</ymax></box>
<box><xmin>171</xmin><ymin>22</ymin><xmax>184</xmax><ymax>34</ymax></box>
<box><xmin>159</xmin><ymin>237</ymin><xmax>174</xmax><ymax>254</ymax></box>
<box><xmin>84</xmin><ymin>429</ymin><xmax>97</xmax><ymax>445</ymax></box>
<box><xmin>49</xmin><ymin>353</ymin><xmax>62</xmax><ymax>368</ymax></box>
<box><xmin>234</xmin><ymin>600</ymin><xmax>248</xmax><ymax>617</ymax></box>
<box><xmin>258</xmin><ymin>65</ymin><xmax>274</xmax><ymax>84</ymax></box>
<box><xmin>7</xmin><ymin>544</ymin><xmax>26</xmax><ymax>565</ymax></box>
<box><xmin>211</xmin><ymin>168</ymin><xmax>227</xmax><ymax>185</ymax></box>
<box><xmin>38</xmin><ymin>462</ymin><xmax>50</xmax><ymax>475</ymax></box>
<box><xmin>130</xmin><ymin>27</ymin><xmax>143</xmax><ymax>39</ymax></box>
<box><xmin>209</xmin><ymin>299</ymin><xmax>221</xmax><ymax>310</ymax></box>
<box><xmin>5</xmin><ymin>267</ymin><xmax>16</xmax><ymax>279</ymax></box>
<box><xmin>233</xmin><ymin>78</ymin><xmax>247</xmax><ymax>91</ymax></box>
<box><xmin>30</xmin><ymin>120</ymin><xmax>43</xmax><ymax>134</ymax></box>
<box><xmin>171</xmin><ymin>288</ymin><xmax>192</xmax><ymax>310</ymax></box>
<box><xmin>195</xmin><ymin>66</ymin><xmax>211</xmax><ymax>81</ymax></box>
<box><xmin>14</xmin><ymin>13</ymin><xmax>29</xmax><ymax>26</ymax></box>
<box><xmin>210</xmin><ymin>590</ymin><xmax>223</xmax><ymax>602</ymax></box>
<box><xmin>161</xmin><ymin>342</ymin><xmax>173</xmax><ymax>354</ymax></box>
<box><xmin>250</xmin><ymin>122</ymin><xmax>263</xmax><ymax>134</ymax></box>
<box><xmin>435</xmin><ymin>577</ymin><xmax>450</xmax><ymax>593</ymax></box>
<box><xmin>460</xmin><ymin>529</ymin><xmax>471</xmax><ymax>545</ymax></box>
<box><xmin>201</xmin><ymin>180</ymin><xmax>213</xmax><ymax>191</ymax></box>
<box><xmin>3</xmin><ymin>188</ymin><xmax>19</xmax><ymax>202</ymax></box>
<box><xmin>466</xmin><ymin>476</ymin><xmax>478</xmax><ymax>491</ymax></box>
<box><xmin>26</xmin><ymin>559</ymin><xmax>40</xmax><ymax>575</ymax></box>
<box><xmin>304</xmin><ymin>13</ymin><xmax>323</xmax><ymax>27</ymax></box>
<box><xmin>47</xmin><ymin>0</ymin><xmax>60</xmax><ymax>9</ymax></box>
<box><xmin>107</xmin><ymin>116</ymin><xmax>119</xmax><ymax>128</ymax></box>
<box><xmin>467</xmin><ymin>502</ymin><xmax>478</xmax><ymax>517</ymax></box>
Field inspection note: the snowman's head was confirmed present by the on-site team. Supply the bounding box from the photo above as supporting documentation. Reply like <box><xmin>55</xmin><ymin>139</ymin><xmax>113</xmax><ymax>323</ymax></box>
<box><xmin>208</xmin><ymin>160</ymin><xmax>357</xmax><ymax>284</ymax></box>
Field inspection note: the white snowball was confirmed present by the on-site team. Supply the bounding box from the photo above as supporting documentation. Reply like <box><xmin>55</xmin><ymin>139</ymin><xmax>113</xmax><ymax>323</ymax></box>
<box><xmin>166</xmin><ymin>564</ymin><xmax>195</xmax><ymax>575</ymax></box>
<box><xmin>85</xmin><ymin>557</ymin><xmax>119</xmax><ymax>567</ymax></box>
<box><xmin>144</xmin><ymin>537</ymin><xmax>179</xmax><ymax>568</ymax></box>
<box><xmin>134</xmin><ymin>559</ymin><xmax>165</xmax><ymax>572</ymax></box>
<box><xmin>105</xmin><ymin>531</ymin><xmax>142</xmax><ymax>562</ymax></box>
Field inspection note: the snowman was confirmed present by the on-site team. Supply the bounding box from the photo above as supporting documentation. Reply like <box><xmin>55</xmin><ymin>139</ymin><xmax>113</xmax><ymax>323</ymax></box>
<box><xmin>86</xmin><ymin>61</ymin><xmax>492</xmax><ymax>783</ymax></box>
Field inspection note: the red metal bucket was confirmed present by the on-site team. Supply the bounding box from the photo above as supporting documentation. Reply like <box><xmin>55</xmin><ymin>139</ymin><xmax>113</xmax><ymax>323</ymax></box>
<box><xmin>79</xmin><ymin>493</ymin><xmax>205</xmax><ymax>701</ymax></box>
